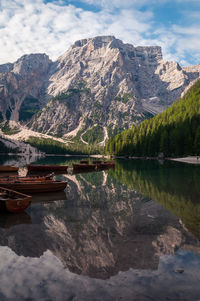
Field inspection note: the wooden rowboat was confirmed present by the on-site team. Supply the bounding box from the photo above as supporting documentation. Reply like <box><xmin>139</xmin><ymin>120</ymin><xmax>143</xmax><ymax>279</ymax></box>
<box><xmin>0</xmin><ymin>173</ymin><xmax>54</xmax><ymax>182</ymax></box>
<box><xmin>31</xmin><ymin>191</ymin><xmax>67</xmax><ymax>203</ymax></box>
<box><xmin>0</xmin><ymin>180</ymin><xmax>67</xmax><ymax>193</ymax></box>
<box><xmin>92</xmin><ymin>160</ymin><xmax>102</xmax><ymax>164</ymax></box>
<box><xmin>105</xmin><ymin>161</ymin><xmax>115</xmax><ymax>167</ymax></box>
<box><xmin>96</xmin><ymin>163</ymin><xmax>110</xmax><ymax>169</ymax></box>
<box><xmin>0</xmin><ymin>186</ymin><xmax>31</xmax><ymax>213</ymax></box>
<box><xmin>26</xmin><ymin>164</ymin><xmax>68</xmax><ymax>173</ymax></box>
<box><xmin>72</xmin><ymin>163</ymin><xmax>96</xmax><ymax>171</ymax></box>
<box><xmin>0</xmin><ymin>165</ymin><xmax>19</xmax><ymax>172</ymax></box>
<box><xmin>96</xmin><ymin>161</ymin><xmax>115</xmax><ymax>170</ymax></box>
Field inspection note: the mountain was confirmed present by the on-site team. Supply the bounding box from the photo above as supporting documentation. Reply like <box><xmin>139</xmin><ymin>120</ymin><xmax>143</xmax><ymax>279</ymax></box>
<box><xmin>0</xmin><ymin>134</ymin><xmax>44</xmax><ymax>164</ymax></box>
<box><xmin>0</xmin><ymin>36</ymin><xmax>200</xmax><ymax>144</ymax></box>
<box><xmin>106</xmin><ymin>79</ymin><xmax>200</xmax><ymax>157</ymax></box>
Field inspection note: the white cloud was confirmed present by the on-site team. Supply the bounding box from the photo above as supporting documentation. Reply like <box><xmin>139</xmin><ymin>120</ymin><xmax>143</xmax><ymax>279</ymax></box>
<box><xmin>0</xmin><ymin>0</ymin><xmax>153</xmax><ymax>64</ymax></box>
<box><xmin>173</xmin><ymin>25</ymin><xmax>200</xmax><ymax>36</ymax></box>
<box><xmin>0</xmin><ymin>0</ymin><xmax>199</xmax><ymax>66</ymax></box>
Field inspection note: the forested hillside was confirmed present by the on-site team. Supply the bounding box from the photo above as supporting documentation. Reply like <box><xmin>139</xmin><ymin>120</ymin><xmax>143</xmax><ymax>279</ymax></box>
<box><xmin>27</xmin><ymin>137</ymin><xmax>103</xmax><ymax>155</ymax></box>
<box><xmin>106</xmin><ymin>79</ymin><xmax>200</xmax><ymax>157</ymax></box>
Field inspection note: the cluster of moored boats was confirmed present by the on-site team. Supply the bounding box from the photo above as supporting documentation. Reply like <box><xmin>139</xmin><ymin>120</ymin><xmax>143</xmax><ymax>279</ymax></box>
<box><xmin>72</xmin><ymin>160</ymin><xmax>115</xmax><ymax>172</ymax></box>
<box><xmin>27</xmin><ymin>160</ymin><xmax>115</xmax><ymax>173</ymax></box>
<box><xmin>0</xmin><ymin>160</ymin><xmax>115</xmax><ymax>214</ymax></box>
<box><xmin>0</xmin><ymin>172</ymin><xmax>67</xmax><ymax>213</ymax></box>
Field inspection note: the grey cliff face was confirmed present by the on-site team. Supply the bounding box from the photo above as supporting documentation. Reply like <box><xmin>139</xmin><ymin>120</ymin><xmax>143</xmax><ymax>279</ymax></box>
<box><xmin>0</xmin><ymin>36</ymin><xmax>200</xmax><ymax>140</ymax></box>
<box><xmin>0</xmin><ymin>53</ymin><xmax>52</xmax><ymax>122</ymax></box>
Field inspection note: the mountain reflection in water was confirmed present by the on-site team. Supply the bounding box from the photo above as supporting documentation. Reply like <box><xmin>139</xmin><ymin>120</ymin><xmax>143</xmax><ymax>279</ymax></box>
<box><xmin>0</xmin><ymin>156</ymin><xmax>200</xmax><ymax>300</ymax></box>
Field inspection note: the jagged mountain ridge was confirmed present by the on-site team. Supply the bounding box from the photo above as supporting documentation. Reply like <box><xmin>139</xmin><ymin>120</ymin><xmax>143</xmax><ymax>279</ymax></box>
<box><xmin>0</xmin><ymin>36</ymin><xmax>200</xmax><ymax>142</ymax></box>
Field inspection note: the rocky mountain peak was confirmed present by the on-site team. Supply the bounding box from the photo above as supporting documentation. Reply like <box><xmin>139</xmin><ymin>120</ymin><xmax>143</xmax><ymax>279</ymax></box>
<box><xmin>12</xmin><ymin>53</ymin><xmax>52</xmax><ymax>76</ymax></box>
<box><xmin>75</xmin><ymin>36</ymin><xmax>162</xmax><ymax>60</ymax></box>
<box><xmin>72</xmin><ymin>35</ymin><xmax>116</xmax><ymax>49</ymax></box>
<box><xmin>71</xmin><ymin>36</ymin><xmax>163</xmax><ymax>63</ymax></box>
<box><xmin>0</xmin><ymin>63</ymin><xmax>13</xmax><ymax>74</ymax></box>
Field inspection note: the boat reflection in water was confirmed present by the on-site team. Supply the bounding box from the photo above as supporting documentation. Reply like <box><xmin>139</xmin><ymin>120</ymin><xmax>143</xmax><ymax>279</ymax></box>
<box><xmin>0</xmin><ymin>190</ymin><xmax>67</xmax><ymax>228</ymax></box>
<box><xmin>31</xmin><ymin>190</ymin><xmax>67</xmax><ymax>203</ymax></box>
<box><xmin>0</xmin><ymin>211</ymin><xmax>32</xmax><ymax>229</ymax></box>
<box><xmin>0</xmin><ymin>171</ymin><xmax>18</xmax><ymax>178</ymax></box>
<box><xmin>0</xmin><ymin>159</ymin><xmax>200</xmax><ymax>300</ymax></box>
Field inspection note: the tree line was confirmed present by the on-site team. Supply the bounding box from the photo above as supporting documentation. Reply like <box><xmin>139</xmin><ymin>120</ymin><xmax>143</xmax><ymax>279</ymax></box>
<box><xmin>27</xmin><ymin>136</ymin><xmax>103</xmax><ymax>155</ymax></box>
<box><xmin>106</xmin><ymin>79</ymin><xmax>200</xmax><ymax>157</ymax></box>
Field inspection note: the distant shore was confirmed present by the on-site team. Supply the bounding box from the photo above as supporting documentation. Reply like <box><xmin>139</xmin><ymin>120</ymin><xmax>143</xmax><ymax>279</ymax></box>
<box><xmin>168</xmin><ymin>156</ymin><xmax>200</xmax><ymax>165</ymax></box>
<box><xmin>1</xmin><ymin>153</ymin><xmax>200</xmax><ymax>165</ymax></box>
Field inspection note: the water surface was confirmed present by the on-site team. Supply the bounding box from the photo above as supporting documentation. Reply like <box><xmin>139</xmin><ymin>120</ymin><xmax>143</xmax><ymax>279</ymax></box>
<box><xmin>0</xmin><ymin>156</ymin><xmax>200</xmax><ymax>300</ymax></box>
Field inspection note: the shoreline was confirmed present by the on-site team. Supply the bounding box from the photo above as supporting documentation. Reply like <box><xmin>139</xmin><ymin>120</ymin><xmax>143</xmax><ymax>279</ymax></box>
<box><xmin>168</xmin><ymin>156</ymin><xmax>200</xmax><ymax>165</ymax></box>
<box><xmin>0</xmin><ymin>153</ymin><xmax>109</xmax><ymax>158</ymax></box>
<box><xmin>1</xmin><ymin>153</ymin><xmax>200</xmax><ymax>165</ymax></box>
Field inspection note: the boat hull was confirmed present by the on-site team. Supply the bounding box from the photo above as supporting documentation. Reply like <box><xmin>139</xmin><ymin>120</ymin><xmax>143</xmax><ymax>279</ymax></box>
<box><xmin>0</xmin><ymin>173</ymin><xmax>54</xmax><ymax>182</ymax></box>
<box><xmin>96</xmin><ymin>161</ymin><xmax>115</xmax><ymax>170</ymax></box>
<box><xmin>27</xmin><ymin>165</ymin><xmax>68</xmax><ymax>172</ymax></box>
<box><xmin>0</xmin><ymin>187</ymin><xmax>31</xmax><ymax>213</ymax></box>
<box><xmin>92</xmin><ymin>160</ymin><xmax>102</xmax><ymax>165</ymax></box>
<box><xmin>0</xmin><ymin>166</ymin><xmax>19</xmax><ymax>172</ymax></box>
<box><xmin>0</xmin><ymin>181</ymin><xmax>67</xmax><ymax>193</ymax></box>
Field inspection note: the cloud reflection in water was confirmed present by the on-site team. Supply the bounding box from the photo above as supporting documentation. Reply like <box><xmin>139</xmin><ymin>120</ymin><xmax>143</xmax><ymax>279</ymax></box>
<box><xmin>0</xmin><ymin>247</ymin><xmax>200</xmax><ymax>301</ymax></box>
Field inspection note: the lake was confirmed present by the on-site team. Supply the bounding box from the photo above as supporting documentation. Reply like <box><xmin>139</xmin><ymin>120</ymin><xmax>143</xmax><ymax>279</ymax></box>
<box><xmin>0</xmin><ymin>155</ymin><xmax>200</xmax><ymax>301</ymax></box>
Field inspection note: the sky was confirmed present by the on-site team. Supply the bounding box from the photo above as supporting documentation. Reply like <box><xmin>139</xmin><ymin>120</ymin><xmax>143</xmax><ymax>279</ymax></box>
<box><xmin>0</xmin><ymin>0</ymin><xmax>200</xmax><ymax>66</ymax></box>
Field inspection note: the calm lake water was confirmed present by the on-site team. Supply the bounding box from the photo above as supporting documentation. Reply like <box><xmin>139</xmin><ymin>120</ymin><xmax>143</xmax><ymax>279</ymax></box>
<box><xmin>0</xmin><ymin>155</ymin><xmax>200</xmax><ymax>301</ymax></box>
